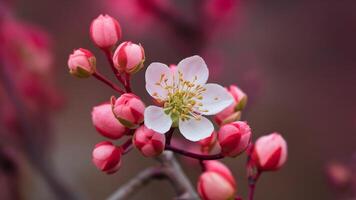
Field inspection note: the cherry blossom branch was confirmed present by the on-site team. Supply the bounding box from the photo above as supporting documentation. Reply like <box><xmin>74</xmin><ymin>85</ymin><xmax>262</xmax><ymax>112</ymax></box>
<box><xmin>103</xmin><ymin>49</ymin><xmax>123</xmax><ymax>84</ymax></box>
<box><xmin>124</xmin><ymin>73</ymin><xmax>132</xmax><ymax>93</ymax></box>
<box><xmin>165</xmin><ymin>145</ymin><xmax>224</xmax><ymax>160</ymax></box>
<box><xmin>157</xmin><ymin>151</ymin><xmax>199</xmax><ymax>199</ymax></box>
<box><xmin>107</xmin><ymin>166</ymin><xmax>165</xmax><ymax>200</ymax></box>
<box><xmin>93</xmin><ymin>72</ymin><xmax>125</xmax><ymax>94</ymax></box>
<box><xmin>248</xmin><ymin>170</ymin><xmax>261</xmax><ymax>200</ymax></box>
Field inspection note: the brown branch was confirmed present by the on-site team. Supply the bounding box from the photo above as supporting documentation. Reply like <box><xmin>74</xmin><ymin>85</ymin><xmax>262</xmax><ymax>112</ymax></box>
<box><xmin>157</xmin><ymin>151</ymin><xmax>199</xmax><ymax>200</ymax></box>
<box><xmin>106</xmin><ymin>167</ymin><xmax>165</xmax><ymax>200</ymax></box>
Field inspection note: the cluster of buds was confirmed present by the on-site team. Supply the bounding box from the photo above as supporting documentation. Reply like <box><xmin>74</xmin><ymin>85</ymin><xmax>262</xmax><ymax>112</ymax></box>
<box><xmin>68</xmin><ymin>13</ymin><xmax>288</xmax><ymax>200</ymax></box>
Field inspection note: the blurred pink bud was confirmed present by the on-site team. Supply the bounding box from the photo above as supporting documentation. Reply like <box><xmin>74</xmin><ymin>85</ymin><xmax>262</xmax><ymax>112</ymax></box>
<box><xmin>229</xmin><ymin>85</ymin><xmax>247</xmax><ymax>111</ymax></box>
<box><xmin>112</xmin><ymin>93</ymin><xmax>145</xmax><ymax>128</ymax></box>
<box><xmin>90</xmin><ymin>14</ymin><xmax>122</xmax><ymax>49</ymax></box>
<box><xmin>218</xmin><ymin>121</ymin><xmax>251</xmax><ymax>157</ymax></box>
<box><xmin>198</xmin><ymin>161</ymin><xmax>236</xmax><ymax>200</ymax></box>
<box><xmin>325</xmin><ymin>162</ymin><xmax>352</xmax><ymax>188</ymax></box>
<box><xmin>92</xmin><ymin>103</ymin><xmax>128</xmax><ymax>140</ymax></box>
<box><xmin>199</xmin><ymin>131</ymin><xmax>217</xmax><ymax>153</ymax></box>
<box><xmin>251</xmin><ymin>133</ymin><xmax>288</xmax><ymax>171</ymax></box>
<box><xmin>113</xmin><ymin>41</ymin><xmax>145</xmax><ymax>74</ymax></box>
<box><xmin>67</xmin><ymin>48</ymin><xmax>96</xmax><ymax>78</ymax></box>
<box><xmin>133</xmin><ymin>125</ymin><xmax>165</xmax><ymax>157</ymax></box>
<box><xmin>214</xmin><ymin>85</ymin><xmax>247</xmax><ymax>126</ymax></box>
<box><xmin>92</xmin><ymin>141</ymin><xmax>122</xmax><ymax>174</ymax></box>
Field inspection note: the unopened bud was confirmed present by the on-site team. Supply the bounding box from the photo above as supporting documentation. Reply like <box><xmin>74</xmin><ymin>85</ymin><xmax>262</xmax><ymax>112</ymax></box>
<box><xmin>218</xmin><ymin>121</ymin><xmax>252</xmax><ymax>157</ymax></box>
<box><xmin>92</xmin><ymin>103</ymin><xmax>128</xmax><ymax>139</ymax></box>
<box><xmin>90</xmin><ymin>14</ymin><xmax>122</xmax><ymax>49</ymax></box>
<box><xmin>112</xmin><ymin>93</ymin><xmax>145</xmax><ymax>128</ymax></box>
<box><xmin>113</xmin><ymin>41</ymin><xmax>145</xmax><ymax>74</ymax></box>
<box><xmin>67</xmin><ymin>48</ymin><xmax>96</xmax><ymax>78</ymax></box>
<box><xmin>92</xmin><ymin>141</ymin><xmax>122</xmax><ymax>174</ymax></box>
<box><xmin>133</xmin><ymin>125</ymin><xmax>165</xmax><ymax>157</ymax></box>
<box><xmin>251</xmin><ymin>133</ymin><xmax>288</xmax><ymax>171</ymax></box>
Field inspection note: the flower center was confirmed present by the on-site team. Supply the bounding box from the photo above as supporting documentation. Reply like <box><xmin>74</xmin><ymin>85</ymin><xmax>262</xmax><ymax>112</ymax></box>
<box><xmin>154</xmin><ymin>71</ymin><xmax>208</xmax><ymax>122</ymax></box>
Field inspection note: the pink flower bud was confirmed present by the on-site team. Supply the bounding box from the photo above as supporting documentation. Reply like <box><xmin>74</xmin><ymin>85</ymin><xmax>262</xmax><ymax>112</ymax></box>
<box><xmin>214</xmin><ymin>85</ymin><xmax>246</xmax><ymax>126</ymax></box>
<box><xmin>133</xmin><ymin>125</ymin><xmax>165</xmax><ymax>157</ymax></box>
<box><xmin>91</xmin><ymin>103</ymin><xmax>128</xmax><ymax>140</ymax></box>
<box><xmin>251</xmin><ymin>133</ymin><xmax>288</xmax><ymax>171</ymax></box>
<box><xmin>90</xmin><ymin>14</ymin><xmax>122</xmax><ymax>49</ymax></box>
<box><xmin>218</xmin><ymin>121</ymin><xmax>252</xmax><ymax>157</ymax></box>
<box><xmin>113</xmin><ymin>41</ymin><xmax>145</xmax><ymax>74</ymax></box>
<box><xmin>198</xmin><ymin>161</ymin><xmax>236</xmax><ymax>200</ymax></box>
<box><xmin>92</xmin><ymin>141</ymin><xmax>122</xmax><ymax>174</ymax></box>
<box><xmin>112</xmin><ymin>93</ymin><xmax>145</xmax><ymax>128</ymax></box>
<box><xmin>199</xmin><ymin>131</ymin><xmax>217</xmax><ymax>153</ymax></box>
<box><xmin>67</xmin><ymin>48</ymin><xmax>96</xmax><ymax>78</ymax></box>
<box><xmin>229</xmin><ymin>85</ymin><xmax>247</xmax><ymax>111</ymax></box>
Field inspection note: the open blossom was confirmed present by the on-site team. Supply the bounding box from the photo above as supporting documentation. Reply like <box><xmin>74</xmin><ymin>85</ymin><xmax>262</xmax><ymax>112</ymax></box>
<box><xmin>251</xmin><ymin>133</ymin><xmax>288</xmax><ymax>171</ymax></box>
<box><xmin>91</xmin><ymin>103</ymin><xmax>127</xmax><ymax>140</ymax></box>
<box><xmin>144</xmin><ymin>56</ymin><xmax>234</xmax><ymax>141</ymax></box>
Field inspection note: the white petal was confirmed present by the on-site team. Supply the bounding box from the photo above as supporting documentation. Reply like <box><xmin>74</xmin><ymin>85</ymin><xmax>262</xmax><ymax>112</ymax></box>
<box><xmin>177</xmin><ymin>55</ymin><xmax>209</xmax><ymax>85</ymax></box>
<box><xmin>144</xmin><ymin>106</ymin><xmax>172</xmax><ymax>134</ymax></box>
<box><xmin>178</xmin><ymin>117</ymin><xmax>214</xmax><ymax>142</ymax></box>
<box><xmin>145</xmin><ymin>62</ymin><xmax>172</xmax><ymax>100</ymax></box>
<box><xmin>199</xmin><ymin>83</ymin><xmax>234</xmax><ymax>115</ymax></box>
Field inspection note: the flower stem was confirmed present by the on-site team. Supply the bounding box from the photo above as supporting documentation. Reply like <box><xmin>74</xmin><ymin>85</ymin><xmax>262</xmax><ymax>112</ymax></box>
<box><xmin>248</xmin><ymin>171</ymin><xmax>261</xmax><ymax>200</ymax></box>
<box><xmin>165</xmin><ymin>145</ymin><xmax>224</xmax><ymax>160</ymax></box>
<box><xmin>165</xmin><ymin>128</ymin><xmax>175</xmax><ymax>145</ymax></box>
<box><xmin>93</xmin><ymin>72</ymin><xmax>125</xmax><ymax>94</ymax></box>
<box><xmin>103</xmin><ymin>49</ymin><xmax>126</xmax><ymax>88</ymax></box>
<box><xmin>124</xmin><ymin>73</ymin><xmax>132</xmax><ymax>93</ymax></box>
<box><xmin>121</xmin><ymin>138</ymin><xmax>133</xmax><ymax>155</ymax></box>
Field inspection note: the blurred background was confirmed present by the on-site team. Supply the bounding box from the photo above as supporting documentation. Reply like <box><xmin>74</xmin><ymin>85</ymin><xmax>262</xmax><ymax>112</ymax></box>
<box><xmin>1</xmin><ymin>0</ymin><xmax>356</xmax><ymax>200</ymax></box>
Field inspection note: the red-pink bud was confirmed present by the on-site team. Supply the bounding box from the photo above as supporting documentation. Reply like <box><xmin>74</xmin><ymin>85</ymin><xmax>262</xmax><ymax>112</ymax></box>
<box><xmin>91</xmin><ymin>103</ymin><xmax>128</xmax><ymax>140</ymax></box>
<box><xmin>67</xmin><ymin>48</ymin><xmax>96</xmax><ymax>78</ymax></box>
<box><xmin>112</xmin><ymin>93</ymin><xmax>145</xmax><ymax>128</ymax></box>
<box><xmin>133</xmin><ymin>125</ymin><xmax>165</xmax><ymax>157</ymax></box>
<box><xmin>92</xmin><ymin>141</ymin><xmax>122</xmax><ymax>174</ymax></box>
<box><xmin>229</xmin><ymin>85</ymin><xmax>247</xmax><ymax>111</ymax></box>
<box><xmin>199</xmin><ymin>131</ymin><xmax>217</xmax><ymax>153</ymax></box>
<box><xmin>251</xmin><ymin>133</ymin><xmax>288</xmax><ymax>171</ymax></box>
<box><xmin>198</xmin><ymin>161</ymin><xmax>236</xmax><ymax>200</ymax></box>
<box><xmin>90</xmin><ymin>14</ymin><xmax>122</xmax><ymax>49</ymax></box>
<box><xmin>214</xmin><ymin>85</ymin><xmax>246</xmax><ymax>126</ymax></box>
<box><xmin>113</xmin><ymin>41</ymin><xmax>145</xmax><ymax>74</ymax></box>
<box><xmin>218</xmin><ymin>121</ymin><xmax>252</xmax><ymax>157</ymax></box>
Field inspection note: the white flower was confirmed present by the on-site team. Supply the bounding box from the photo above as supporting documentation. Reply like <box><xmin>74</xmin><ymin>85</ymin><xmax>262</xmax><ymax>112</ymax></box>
<box><xmin>144</xmin><ymin>56</ymin><xmax>233</xmax><ymax>141</ymax></box>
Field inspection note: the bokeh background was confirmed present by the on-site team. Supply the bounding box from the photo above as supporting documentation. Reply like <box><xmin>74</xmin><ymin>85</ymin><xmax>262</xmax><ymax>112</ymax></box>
<box><xmin>2</xmin><ymin>0</ymin><xmax>356</xmax><ymax>199</ymax></box>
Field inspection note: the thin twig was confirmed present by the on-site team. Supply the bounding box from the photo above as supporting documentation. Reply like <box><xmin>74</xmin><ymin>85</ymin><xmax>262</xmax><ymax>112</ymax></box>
<box><xmin>103</xmin><ymin>49</ymin><xmax>126</xmax><ymax>87</ymax></box>
<box><xmin>157</xmin><ymin>151</ymin><xmax>199</xmax><ymax>199</ymax></box>
<box><xmin>93</xmin><ymin>72</ymin><xmax>125</xmax><ymax>94</ymax></box>
<box><xmin>107</xmin><ymin>167</ymin><xmax>165</xmax><ymax>200</ymax></box>
<box><xmin>165</xmin><ymin>145</ymin><xmax>224</xmax><ymax>160</ymax></box>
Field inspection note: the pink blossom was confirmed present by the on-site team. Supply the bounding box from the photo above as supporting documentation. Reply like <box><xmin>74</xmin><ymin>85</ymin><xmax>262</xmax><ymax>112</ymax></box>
<box><xmin>113</xmin><ymin>41</ymin><xmax>145</xmax><ymax>74</ymax></box>
<box><xmin>90</xmin><ymin>14</ymin><xmax>121</xmax><ymax>49</ymax></box>
<box><xmin>112</xmin><ymin>93</ymin><xmax>145</xmax><ymax>128</ymax></box>
<box><xmin>92</xmin><ymin>141</ymin><xmax>122</xmax><ymax>174</ymax></box>
<box><xmin>133</xmin><ymin>125</ymin><xmax>165</xmax><ymax>157</ymax></box>
<box><xmin>92</xmin><ymin>103</ymin><xmax>128</xmax><ymax>140</ymax></box>
<box><xmin>251</xmin><ymin>133</ymin><xmax>288</xmax><ymax>171</ymax></box>
<box><xmin>67</xmin><ymin>48</ymin><xmax>96</xmax><ymax>78</ymax></box>
<box><xmin>218</xmin><ymin>121</ymin><xmax>252</xmax><ymax>157</ymax></box>
<box><xmin>198</xmin><ymin>161</ymin><xmax>236</xmax><ymax>200</ymax></box>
